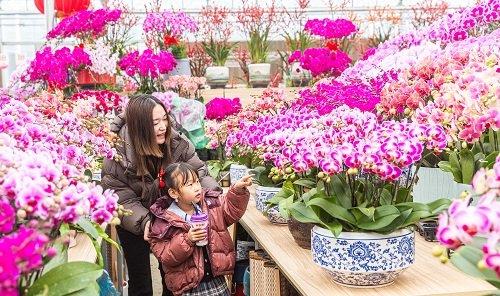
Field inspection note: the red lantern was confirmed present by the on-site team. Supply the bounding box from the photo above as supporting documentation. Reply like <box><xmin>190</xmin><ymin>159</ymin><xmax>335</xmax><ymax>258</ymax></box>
<box><xmin>34</xmin><ymin>0</ymin><xmax>91</xmax><ymax>17</ymax></box>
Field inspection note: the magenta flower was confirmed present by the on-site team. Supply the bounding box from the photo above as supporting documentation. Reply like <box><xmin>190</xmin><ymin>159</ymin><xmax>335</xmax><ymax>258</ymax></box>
<box><xmin>206</xmin><ymin>97</ymin><xmax>242</xmax><ymax>121</ymax></box>
<box><xmin>0</xmin><ymin>198</ymin><xmax>15</xmax><ymax>234</ymax></box>
<box><xmin>289</xmin><ymin>47</ymin><xmax>351</xmax><ymax>77</ymax></box>
<box><xmin>304</xmin><ymin>18</ymin><xmax>357</xmax><ymax>39</ymax></box>
<box><xmin>119</xmin><ymin>49</ymin><xmax>176</xmax><ymax>92</ymax></box>
<box><xmin>47</xmin><ymin>9</ymin><xmax>122</xmax><ymax>40</ymax></box>
<box><xmin>22</xmin><ymin>46</ymin><xmax>91</xmax><ymax>89</ymax></box>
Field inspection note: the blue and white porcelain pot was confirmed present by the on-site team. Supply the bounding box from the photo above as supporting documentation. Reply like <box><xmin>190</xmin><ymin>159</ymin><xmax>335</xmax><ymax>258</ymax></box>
<box><xmin>254</xmin><ymin>186</ymin><xmax>281</xmax><ymax>213</ymax></box>
<box><xmin>265</xmin><ymin>205</ymin><xmax>287</xmax><ymax>225</ymax></box>
<box><xmin>229</xmin><ymin>164</ymin><xmax>248</xmax><ymax>185</ymax></box>
<box><xmin>311</xmin><ymin>226</ymin><xmax>415</xmax><ymax>287</ymax></box>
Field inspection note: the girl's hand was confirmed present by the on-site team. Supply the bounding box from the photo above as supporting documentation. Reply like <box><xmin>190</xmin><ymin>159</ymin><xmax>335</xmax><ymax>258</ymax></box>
<box><xmin>234</xmin><ymin>175</ymin><xmax>253</xmax><ymax>190</ymax></box>
<box><xmin>187</xmin><ymin>226</ymin><xmax>207</xmax><ymax>243</ymax></box>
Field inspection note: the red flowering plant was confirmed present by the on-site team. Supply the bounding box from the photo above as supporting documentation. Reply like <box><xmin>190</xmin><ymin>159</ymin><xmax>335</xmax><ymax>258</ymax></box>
<box><xmin>71</xmin><ymin>90</ymin><xmax>123</xmax><ymax>115</ymax></box>
<box><xmin>236</xmin><ymin>0</ymin><xmax>281</xmax><ymax>64</ymax></box>
<box><xmin>187</xmin><ymin>43</ymin><xmax>212</xmax><ymax>77</ymax></box>
<box><xmin>199</xmin><ymin>6</ymin><xmax>235</xmax><ymax>67</ymax></box>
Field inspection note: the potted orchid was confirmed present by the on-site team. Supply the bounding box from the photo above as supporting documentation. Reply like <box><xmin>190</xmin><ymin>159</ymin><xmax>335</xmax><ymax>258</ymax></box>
<box><xmin>204</xmin><ymin>97</ymin><xmax>242</xmax><ymax>185</ymax></box>
<box><xmin>46</xmin><ymin>8</ymin><xmax>122</xmax><ymax>86</ymax></box>
<box><xmin>434</xmin><ymin>155</ymin><xmax>500</xmax><ymax>288</ymax></box>
<box><xmin>162</xmin><ymin>75</ymin><xmax>206</xmax><ymax>100</ymax></box>
<box><xmin>143</xmin><ymin>10</ymin><xmax>198</xmax><ymax>76</ymax></box>
<box><xmin>229</xmin><ymin>105</ymin><xmax>452</xmax><ymax>287</ymax></box>
<box><xmin>288</xmin><ymin>18</ymin><xmax>355</xmax><ymax>80</ymax></box>
<box><xmin>278</xmin><ymin>3</ymin><xmax>314</xmax><ymax>87</ymax></box>
<box><xmin>236</xmin><ymin>1</ymin><xmax>280</xmax><ymax>87</ymax></box>
<box><xmin>199</xmin><ymin>6</ymin><xmax>235</xmax><ymax>88</ymax></box>
<box><xmin>118</xmin><ymin>49</ymin><xmax>177</xmax><ymax>94</ymax></box>
<box><xmin>22</xmin><ymin>46</ymin><xmax>91</xmax><ymax>94</ymax></box>
<box><xmin>377</xmin><ymin>26</ymin><xmax>499</xmax><ymax>203</ymax></box>
<box><xmin>0</xmin><ymin>90</ymin><xmax>123</xmax><ymax>295</ymax></box>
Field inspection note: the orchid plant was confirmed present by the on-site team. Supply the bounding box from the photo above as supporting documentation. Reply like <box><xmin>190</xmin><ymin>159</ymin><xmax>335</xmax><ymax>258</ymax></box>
<box><xmin>118</xmin><ymin>49</ymin><xmax>177</xmax><ymax>94</ymax></box>
<box><xmin>162</xmin><ymin>75</ymin><xmax>206</xmax><ymax>100</ymax></box>
<box><xmin>143</xmin><ymin>10</ymin><xmax>198</xmax><ymax>59</ymax></box>
<box><xmin>204</xmin><ymin>97</ymin><xmax>242</xmax><ymax>181</ymax></box>
<box><xmin>227</xmin><ymin>105</ymin><xmax>451</xmax><ymax>235</ymax></box>
<box><xmin>22</xmin><ymin>46</ymin><xmax>91</xmax><ymax>91</ymax></box>
<box><xmin>46</xmin><ymin>9</ymin><xmax>122</xmax><ymax>43</ymax></box>
<box><xmin>434</xmin><ymin>155</ymin><xmax>500</xmax><ymax>288</ymax></box>
<box><xmin>0</xmin><ymin>90</ymin><xmax>124</xmax><ymax>295</ymax></box>
<box><xmin>377</xmin><ymin>28</ymin><xmax>499</xmax><ymax>182</ymax></box>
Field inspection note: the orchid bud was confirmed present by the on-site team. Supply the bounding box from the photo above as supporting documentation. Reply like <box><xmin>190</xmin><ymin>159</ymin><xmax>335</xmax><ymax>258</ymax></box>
<box><xmin>477</xmin><ymin>259</ymin><xmax>487</xmax><ymax>270</ymax></box>
<box><xmin>439</xmin><ymin>255</ymin><xmax>449</xmax><ymax>263</ymax></box>
<box><xmin>404</xmin><ymin>108</ymin><xmax>411</xmax><ymax>115</ymax></box>
<box><xmin>111</xmin><ymin>217</ymin><xmax>121</xmax><ymax>225</ymax></box>
<box><xmin>461</xmin><ymin>141</ymin><xmax>468</xmax><ymax>149</ymax></box>
<box><xmin>325</xmin><ymin>177</ymin><xmax>331</xmax><ymax>183</ymax></box>
<box><xmin>318</xmin><ymin>172</ymin><xmax>325</xmax><ymax>179</ymax></box>
<box><xmin>432</xmin><ymin>245</ymin><xmax>445</xmax><ymax>257</ymax></box>
<box><xmin>285</xmin><ymin>167</ymin><xmax>293</xmax><ymax>174</ymax></box>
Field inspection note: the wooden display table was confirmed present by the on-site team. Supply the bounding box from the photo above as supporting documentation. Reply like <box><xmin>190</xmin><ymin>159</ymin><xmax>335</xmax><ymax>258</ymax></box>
<box><xmin>240</xmin><ymin>197</ymin><xmax>497</xmax><ymax>296</ymax></box>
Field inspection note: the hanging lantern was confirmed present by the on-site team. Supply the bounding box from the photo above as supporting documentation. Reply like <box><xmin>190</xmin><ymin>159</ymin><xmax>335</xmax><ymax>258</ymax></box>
<box><xmin>34</xmin><ymin>0</ymin><xmax>91</xmax><ymax>17</ymax></box>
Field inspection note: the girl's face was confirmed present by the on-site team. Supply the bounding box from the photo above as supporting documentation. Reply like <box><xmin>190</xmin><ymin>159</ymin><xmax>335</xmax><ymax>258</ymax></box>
<box><xmin>152</xmin><ymin>104</ymin><xmax>169</xmax><ymax>145</ymax></box>
<box><xmin>170</xmin><ymin>174</ymin><xmax>203</xmax><ymax>205</ymax></box>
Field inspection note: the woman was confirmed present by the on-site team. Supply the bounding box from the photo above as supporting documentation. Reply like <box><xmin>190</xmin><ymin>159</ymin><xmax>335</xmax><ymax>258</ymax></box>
<box><xmin>101</xmin><ymin>94</ymin><xmax>220</xmax><ymax>296</ymax></box>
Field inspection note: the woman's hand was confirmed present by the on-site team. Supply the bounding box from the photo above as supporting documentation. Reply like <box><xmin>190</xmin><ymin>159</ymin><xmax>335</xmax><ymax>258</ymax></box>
<box><xmin>234</xmin><ymin>175</ymin><xmax>253</xmax><ymax>190</ymax></box>
<box><xmin>187</xmin><ymin>226</ymin><xmax>207</xmax><ymax>243</ymax></box>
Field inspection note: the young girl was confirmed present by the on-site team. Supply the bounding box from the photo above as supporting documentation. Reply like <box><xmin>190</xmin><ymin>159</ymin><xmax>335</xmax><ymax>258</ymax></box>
<box><xmin>149</xmin><ymin>163</ymin><xmax>251</xmax><ymax>296</ymax></box>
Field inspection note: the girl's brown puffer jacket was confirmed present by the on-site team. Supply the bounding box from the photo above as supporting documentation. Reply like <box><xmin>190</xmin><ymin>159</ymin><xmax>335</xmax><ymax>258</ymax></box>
<box><xmin>149</xmin><ymin>187</ymin><xmax>249</xmax><ymax>295</ymax></box>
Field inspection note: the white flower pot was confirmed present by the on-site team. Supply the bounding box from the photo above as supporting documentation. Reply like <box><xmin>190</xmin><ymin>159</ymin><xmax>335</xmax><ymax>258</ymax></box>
<box><xmin>92</xmin><ymin>171</ymin><xmax>102</xmax><ymax>182</ymax></box>
<box><xmin>168</xmin><ymin>58</ymin><xmax>191</xmax><ymax>77</ymax></box>
<box><xmin>412</xmin><ymin>167</ymin><xmax>471</xmax><ymax>203</ymax></box>
<box><xmin>311</xmin><ymin>226</ymin><xmax>415</xmax><ymax>287</ymax></box>
<box><xmin>290</xmin><ymin>62</ymin><xmax>311</xmax><ymax>87</ymax></box>
<box><xmin>205</xmin><ymin>66</ymin><xmax>229</xmax><ymax>88</ymax></box>
<box><xmin>229</xmin><ymin>164</ymin><xmax>248</xmax><ymax>185</ymax></box>
<box><xmin>248</xmin><ymin>63</ymin><xmax>271</xmax><ymax>88</ymax></box>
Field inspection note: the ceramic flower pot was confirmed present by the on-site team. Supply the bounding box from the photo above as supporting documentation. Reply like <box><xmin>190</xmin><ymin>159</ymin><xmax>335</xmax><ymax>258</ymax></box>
<box><xmin>248</xmin><ymin>63</ymin><xmax>271</xmax><ymax>88</ymax></box>
<box><xmin>77</xmin><ymin>69</ymin><xmax>116</xmax><ymax>86</ymax></box>
<box><xmin>287</xmin><ymin>217</ymin><xmax>314</xmax><ymax>249</ymax></box>
<box><xmin>412</xmin><ymin>167</ymin><xmax>471</xmax><ymax>203</ymax></box>
<box><xmin>311</xmin><ymin>226</ymin><xmax>415</xmax><ymax>287</ymax></box>
<box><xmin>254</xmin><ymin>186</ymin><xmax>281</xmax><ymax>212</ymax></box>
<box><xmin>229</xmin><ymin>164</ymin><xmax>248</xmax><ymax>185</ymax></box>
<box><xmin>167</xmin><ymin>58</ymin><xmax>191</xmax><ymax>77</ymax></box>
<box><xmin>205</xmin><ymin>66</ymin><xmax>229</xmax><ymax>88</ymax></box>
<box><xmin>290</xmin><ymin>62</ymin><xmax>312</xmax><ymax>87</ymax></box>
<box><xmin>265</xmin><ymin>205</ymin><xmax>288</xmax><ymax>224</ymax></box>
